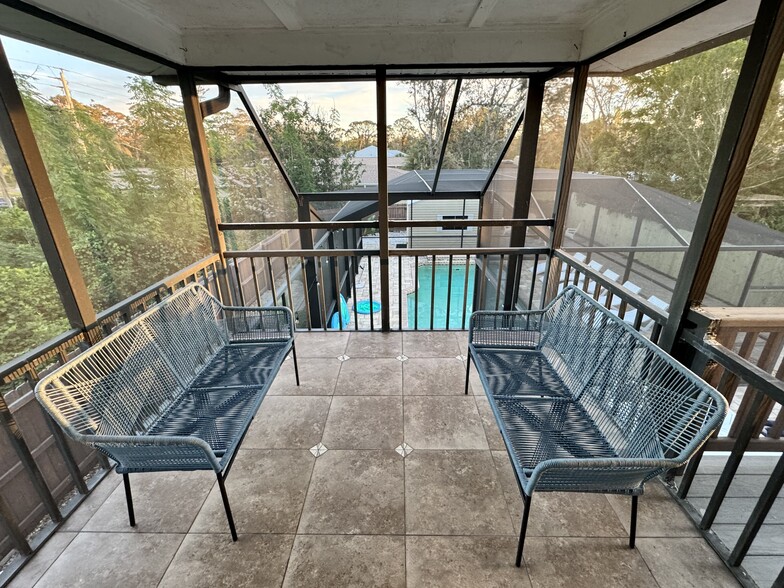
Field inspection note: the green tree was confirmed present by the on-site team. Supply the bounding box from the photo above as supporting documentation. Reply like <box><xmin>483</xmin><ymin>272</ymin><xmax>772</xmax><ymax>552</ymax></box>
<box><xmin>397</xmin><ymin>79</ymin><xmax>526</xmax><ymax>171</ymax></box>
<box><xmin>343</xmin><ymin>120</ymin><xmax>376</xmax><ymax>153</ymax></box>
<box><xmin>388</xmin><ymin>117</ymin><xmax>416</xmax><ymax>153</ymax></box>
<box><xmin>258</xmin><ymin>85</ymin><xmax>361</xmax><ymax>192</ymax></box>
<box><xmin>402</xmin><ymin>80</ymin><xmax>456</xmax><ymax>170</ymax></box>
<box><xmin>447</xmin><ymin>79</ymin><xmax>528</xmax><ymax>169</ymax></box>
<box><xmin>6</xmin><ymin>75</ymin><xmax>209</xmax><ymax>318</ymax></box>
<box><xmin>609</xmin><ymin>41</ymin><xmax>748</xmax><ymax>202</ymax></box>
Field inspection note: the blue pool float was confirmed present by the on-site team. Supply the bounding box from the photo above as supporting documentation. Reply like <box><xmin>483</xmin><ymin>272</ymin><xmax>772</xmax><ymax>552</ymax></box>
<box><xmin>356</xmin><ymin>299</ymin><xmax>381</xmax><ymax>315</ymax></box>
<box><xmin>329</xmin><ymin>294</ymin><xmax>351</xmax><ymax>328</ymax></box>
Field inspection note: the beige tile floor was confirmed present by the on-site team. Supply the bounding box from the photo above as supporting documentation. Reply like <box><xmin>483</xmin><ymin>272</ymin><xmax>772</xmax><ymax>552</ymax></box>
<box><xmin>11</xmin><ymin>332</ymin><xmax>740</xmax><ymax>588</ymax></box>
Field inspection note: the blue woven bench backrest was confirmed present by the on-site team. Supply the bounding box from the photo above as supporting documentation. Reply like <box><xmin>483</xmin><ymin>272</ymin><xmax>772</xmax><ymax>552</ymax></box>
<box><xmin>141</xmin><ymin>286</ymin><xmax>228</xmax><ymax>382</ymax></box>
<box><xmin>37</xmin><ymin>285</ymin><xmax>225</xmax><ymax>438</ymax></box>
<box><xmin>578</xmin><ymin>328</ymin><xmax>720</xmax><ymax>460</ymax></box>
<box><xmin>545</xmin><ymin>288</ymin><xmax>723</xmax><ymax>461</ymax></box>
<box><xmin>540</xmin><ymin>289</ymin><xmax>628</xmax><ymax>396</ymax></box>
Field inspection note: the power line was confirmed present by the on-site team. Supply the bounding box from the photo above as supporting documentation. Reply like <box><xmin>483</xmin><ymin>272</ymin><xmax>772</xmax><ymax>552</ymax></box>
<box><xmin>7</xmin><ymin>57</ymin><xmax>126</xmax><ymax>84</ymax></box>
<box><xmin>20</xmin><ymin>71</ymin><xmax>130</xmax><ymax>102</ymax></box>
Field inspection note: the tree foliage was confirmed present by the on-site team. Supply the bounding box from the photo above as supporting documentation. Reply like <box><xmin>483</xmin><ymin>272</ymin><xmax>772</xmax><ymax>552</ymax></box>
<box><xmin>256</xmin><ymin>85</ymin><xmax>361</xmax><ymax>193</ymax></box>
<box><xmin>0</xmin><ymin>76</ymin><xmax>211</xmax><ymax>363</ymax></box>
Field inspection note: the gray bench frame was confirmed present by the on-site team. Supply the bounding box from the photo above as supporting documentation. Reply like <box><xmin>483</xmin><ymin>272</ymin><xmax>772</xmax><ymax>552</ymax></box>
<box><xmin>465</xmin><ymin>286</ymin><xmax>726</xmax><ymax>566</ymax></box>
<box><xmin>36</xmin><ymin>284</ymin><xmax>299</xmax><ymax>540</ymax></box>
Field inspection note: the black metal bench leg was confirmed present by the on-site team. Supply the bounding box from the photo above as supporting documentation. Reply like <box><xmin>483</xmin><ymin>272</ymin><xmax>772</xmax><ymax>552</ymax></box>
<box><xmin>516</xmin><ymin>493</ymin><xmax>532</xmax><ymax>567</ymax></box>
<box><xmin>464</xmin><ymin>351</ymin><xmax>471</xmax><ymax>395</ymax></box>
<box><xmin>123</xmin><ymin>473</ymin><xmax>135</xmax><ymax>527</ymax></box>
<box><xmin>629</xmin><ymin>495</ymin><xmax>638</xmax><ymax>549</ymax></box>
<box><xmin>291</xmin><ymin>342</ymin><xmax>300</xmax><ymax>386</ymax></box>
<box><xmin>217</xmin><ymin>472</ymin><xmax>238</xmax><ymax>541</ymax></box>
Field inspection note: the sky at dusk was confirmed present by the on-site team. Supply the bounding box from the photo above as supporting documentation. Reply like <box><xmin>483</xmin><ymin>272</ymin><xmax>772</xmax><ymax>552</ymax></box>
<box><xmin>1</xmin><ymin>35</ymin><xmax>411</xmax><ymax>128</ymax></box>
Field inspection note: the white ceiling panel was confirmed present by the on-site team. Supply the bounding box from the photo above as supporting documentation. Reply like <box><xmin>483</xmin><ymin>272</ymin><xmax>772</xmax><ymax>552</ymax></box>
<box><xmin>0</xmin><ymin>0</ymin><xmax>762</xmax><ymax>75</ymax></box>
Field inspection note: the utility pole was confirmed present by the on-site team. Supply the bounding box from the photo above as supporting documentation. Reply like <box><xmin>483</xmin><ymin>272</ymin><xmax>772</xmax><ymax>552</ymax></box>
<box><xmin>58</xmin><ymin>70</ymin><xmax>74</xmax><ymax>111</ymax></box>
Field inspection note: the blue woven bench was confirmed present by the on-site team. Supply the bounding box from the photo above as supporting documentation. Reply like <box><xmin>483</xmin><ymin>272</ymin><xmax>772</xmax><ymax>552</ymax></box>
<box><xmin>465</xmin><ymin>286</ymin><xmax>726</xmax><ymax>566</ymax></box>
<box><xmin>35</xmin><ymin>284</ymin><xmax>299</xmax><ymax>540</ymax></box>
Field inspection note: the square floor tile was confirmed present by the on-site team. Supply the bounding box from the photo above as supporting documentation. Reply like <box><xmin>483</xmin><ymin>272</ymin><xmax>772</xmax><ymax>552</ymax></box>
<box><xmin>346</xmin><ymin>332</ymin><xmax>402</xmax><ymax>357</ymax></box>
<box><xmin>191</xmin><ymin>449</ymin><xmax>313</xmax><ymax>534</ymax></box>
<box><xmin>269</xmin><ymin>358</ymin><xmax>340</xmax><ymax>395</ymax></box>
<box><xmin>455</xmin><ymin>334</ymin><xmax>469</xmax><ymax>357</ymax></box>
<box><xmin>524</xmin><ymin>538</ymin><xmax>658</xmax><ymax>588</ymax></box>
<box><xmin>35</xmin><ymin>532</ymin><xmax>183</xmax><ymax>588</ymax></box>
<box><xmin>83</xmin><ymin>471</ymin><xmax>215</xmax><ymax>533</ymax></box>
<box><xmin>607</xmin><ymin>480</ymin><xmax>700</xmax><ymax>538</ymax></box>
<box><xmin>636</xmin><ymin>538</ymin><xmax>740</xmax><ymax>587</ymax></box>
<box><xmin>159</xmin><ymin>533</ymin><xmax>295</xmax><ymax>588</ymax></box>
<box><xmin>491</xmin><ymin>451</ymin><xmax>626</xmax><ymax>537</ymax></box>
<box><xmin>294</xmin><ymin>332</ymin><xmax>349</xmax><ymax>357</ymax></box>
<box><xmin>406</xmin><ymin>536</ymin><xmax>531</xmax><ymax>587</ymax></box>
<box><xmin>335</xmin><ymin>358</ymin><xmax>402</xmax><ymax>395</ymax></box>
<box><xmin>468</xmin><ymin>368</ymin><xmax>487</xmax><ymax>396</ymax></box>
<box><xmin>403</xmin><ymin>332</ymin><xmax>461</xmax><ymax>358</ymax></box>
<box><xmin>476</xmin><ymin>397</ymin><xmax>506</xmax><ymax>450</ymax></box>
<box><xmin>60</xmin><ymin>473</ymin><xmax>122</xmax><ymax>532</ymax></box>
<box><xmin>283</xmin><ymin>535</ymin><xmax>405</xmax><ymax>588</ymax></box>
<box><xmin>321</xmin><ymin>396</ymin><xmax>403</xmax><ymax>449</ymax></box>
<box><xmin>403</xmin><ymin>358</ymin><xmax>467</xmax><ymax>395</ymax></box>
<box><xmin>404</xmin><ymin>396</ymin><xmax>488</xmax><ymax>450</ymax></box>
<box><xmin>8</xmin><ymin>532</ymin><xmax>77</xmax><ymax>588</ymax></box>
<box><xmin>405</xmin><ymin>450</ymin><xmax>512</xmax><ymax>535</ymax></box>
<box><xmin>298</xmin><ymin>450</ymin><xmax>404</xmax><ymax>534</ymax></box>
<box><xmin>243</xmin><ymin>396</ymin><xmax>331</xmax><ymax>448</ymax></box>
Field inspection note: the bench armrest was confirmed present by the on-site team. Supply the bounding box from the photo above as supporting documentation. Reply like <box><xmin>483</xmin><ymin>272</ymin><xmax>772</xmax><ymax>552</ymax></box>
<box><xmin>222</xmin><ymin>306</ymin><xmax>294</xmax><ymax>343</ymax></box>
<box><xmin>525</xmin><ymin>456</ymin><xmax>680</xmax><ymax>495</ymax></box>
<box><xmin>469</xmin><ymin>310</ymin><xmax>546</xmax><ymax>348</ymax></box>
<box><xmin>79</xmin><ymin>433</ymin><xmax>222</xmax><ymax>473</ymax></box>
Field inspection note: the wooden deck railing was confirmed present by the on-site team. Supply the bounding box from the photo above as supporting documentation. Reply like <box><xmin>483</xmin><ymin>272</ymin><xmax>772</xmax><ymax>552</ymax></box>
<box><xmin>697</xmin><ymin>307</ymin><xmax>784</xmax><ymax>452</ymax></box>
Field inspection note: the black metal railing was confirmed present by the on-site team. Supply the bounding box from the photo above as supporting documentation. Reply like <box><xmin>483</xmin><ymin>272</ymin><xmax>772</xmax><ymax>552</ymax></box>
<box><xmin>551</xmin><ymin>250</ymin><xmax>668</xmax><ymax>342</ymax></box>
<box><xmin>222</xmin><ymin>217</ymin><xmax>554</xmax><ymax>332</ymax></box>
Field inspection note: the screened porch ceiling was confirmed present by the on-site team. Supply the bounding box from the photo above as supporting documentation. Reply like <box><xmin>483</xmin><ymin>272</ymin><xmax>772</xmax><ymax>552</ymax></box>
<box><xmin>0</xmin><ymin>0</ymin><xmax>759</xmax><ymax>79</ymax></box>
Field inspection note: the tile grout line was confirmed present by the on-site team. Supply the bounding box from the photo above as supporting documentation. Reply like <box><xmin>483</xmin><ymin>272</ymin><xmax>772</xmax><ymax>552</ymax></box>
<box><xmin>280</xmin><ymin>332</ymin><xmax>347</xmax><ymax>580</ymax></box>
<box><xmin>154</xmin><ymin>471</ymin><xmax>220</xmax><ymax>587</ymax></box>
<box><xmin>28</xmin><ymin>531</ymin><xmax>79</xmax><ymax>588</ymax></box>
<box><xmin>154</xmin><ymin>533</ymin><xmax>187</xmax><ymax>588</ymax></box>
<box><xmin>400</xmin><ymin>352</ymin><xmax>407</xmax><ymax>586</ymax></box>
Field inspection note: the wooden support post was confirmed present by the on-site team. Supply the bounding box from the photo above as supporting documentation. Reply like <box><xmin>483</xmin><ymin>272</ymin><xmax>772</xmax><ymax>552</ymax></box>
<box><xmin>178</xmin><ymin>70</ymin><xmax>231</xmax><ymax>304</ymax></box>
<box><xmin>298</xmin><ymin>202</ymin><xmax>322</xmax><ymax>328</ymax></box>
<box><xmin>544</xmin><ymin>65</ymin><xmax>588</xmax><ymax>303</ymax></box>
<box><xmin>0</xmin><ymin>40</ymin><xmax>96</xmax><ymax>330</ymax></box>
<box><xmin>660</xmin><ymin>0</ymin><xmax>784</xmax><ymax>352</ymax></box>
<box><xmin>376</xmin><ymin>67</ymin><xmax>391</xmax><ymax>331</ymax></box>
<box><xmin>504</xmin><ymin>77</ymin><xmax>544</xmax><ymax>310</ymax></box>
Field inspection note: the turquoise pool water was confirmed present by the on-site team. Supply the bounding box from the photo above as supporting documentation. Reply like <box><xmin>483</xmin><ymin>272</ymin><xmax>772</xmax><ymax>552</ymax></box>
<box><xmin>407</xmin><ymin>264</ymin><xmax>475</xmax><ymax>329</ymax></box>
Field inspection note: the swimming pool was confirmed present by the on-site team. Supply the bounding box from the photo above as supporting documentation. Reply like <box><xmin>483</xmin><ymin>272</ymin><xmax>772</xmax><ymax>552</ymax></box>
<box><xmin>407</xmin><ymin>264</ymin><xmax>475</xmax><ymax>329</ymax></box>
